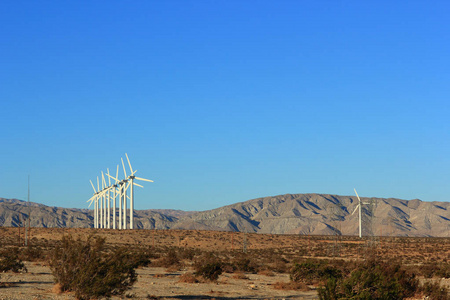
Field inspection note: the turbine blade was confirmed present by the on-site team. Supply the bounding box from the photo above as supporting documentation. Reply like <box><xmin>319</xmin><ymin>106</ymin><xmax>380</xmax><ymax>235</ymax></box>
<box><xmin>107</xmin><ymin>168</ymin><xmax>111</xmax><ymax>186</ymax></box>
<box><xmin>90</xmin><ymin>180</ymin><xmax>97</xmax><ymax>193</ymax></box>
<box><xmin>121</xmin><ymin>158</ymin><xmax>127</xmax><ymax>178</ymax></box>
<box><xmin>354</xmin><ymin>188</ymin><xmax>361</xmax><ymax>203</ymax></box>
<box><xmin>106</xmin><ymin>173</ymin><xmax>119</xmax><ymax>182</ymax></box>
<box><xmin>102</xmin><ymin>171</ymin><xmax>106</xmax><ymax>188</ymax></box>
<box><xmin>97</xmin><ymin>176</ymin><xmax>100</xmax><ymax>191</ymax></box>
<box><xmin>116</xmin><ymin>164</ymin><xmax>119</xmax><ymax>180</ymax></box>
<box><xmin>352</xmin><ymin>205</ymin><xmax>359</xmax><ymax>215</ymax></box>
<box><xmin>133</xmin><ymin>182</ymin><xmax>144</xmax><ymax>188</ymax></box>
<box><xmin>87</xmin><ymin>196</ymin><xmax>97</xmax><ymax>207</ymax></box>
<box><xmin>125</xmin><ymin>153</ymin><xmax>133</xmax><ymax>174</ymax></box>
<box><xmin>134</xmin><ymin>177</ymin><xmax>154</xmax><ymax>183</ymax></box>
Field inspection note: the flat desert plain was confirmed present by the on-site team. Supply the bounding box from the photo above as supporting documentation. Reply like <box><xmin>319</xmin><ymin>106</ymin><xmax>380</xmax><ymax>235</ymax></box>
<box><xmin>1</xmin><ymin>227</ymin><xmax>450</xmax><ymax>299</ymax></box>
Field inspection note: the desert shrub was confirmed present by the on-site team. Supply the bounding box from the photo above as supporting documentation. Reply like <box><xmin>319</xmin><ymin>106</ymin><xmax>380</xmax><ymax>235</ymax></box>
<box><xmin>420</xmin><ymin>281</ymin><xmax>450</xmax><ymax>300</ymax></box>
<box><xmin>270</xmin><ymin>257</ymin><xmax>289</xmax><ymax>273</ymax></box>
<box><xmin>127</xmin><ymin>246</ymin><xmax>152</xmax><ymax>268</ymax></box>
<box><xmin>157</xmin><ymin>248</ymin><xmax>181</xmax><ymax>268</ymax></box>
<box><xmin>49</xmin><ymin>235</ymin><xmax>138</xmax><ymax>300</ymax></box>
<box><xmin>420</xmin><ymin>262</ymin><xmax>450</xmax><ymax>279</ymax></box>
<box><xmin>178</xmin><ymin>272</ymin><xmax>199</xmax><ymax>283</ymax></box>
<box><xmin>291</xmin><ymin>259</ymin><xmax>341</xmax><ymax>284</ymax></box>
<box><xmin>222</xmin><ymin>263</ymin><xmax>234</xmax><ymax>273</ymax></box>
<box><xmin>20</xmin><ymin>245</ymin><xmax>45</xmax><ymax>262</ymax></box>
<box><xmin>232</xmin><ymin>272</ymin><xmax>248</xmax><ymax>280</ymax></box>
<box><xmin>178</xmin><ymin>248</ymin><xmax>197</xmax><ymax>260</ymax></box>
<box><xmin>233</xmin><ymin>257</ymin><xmax>258</xmax><ymax>273</ymax></box>
<box><xmin>318</xmin><ymin>277</ymin><xmax>339</xmax><ymax>300</ymax></box>
<box><xmin>318</xmin><ymin>257</ymin><xmax>418</xmax><ymax>300</ymax></box>
<box><xmin>195</xmin><ymin>262</ymin><xmax>223</xmax><ymax>281</ymax></box>
<box><xmin>0</xmin><ymin>247</ymin><xmax>27</xmax><ymax>273</ymax></box>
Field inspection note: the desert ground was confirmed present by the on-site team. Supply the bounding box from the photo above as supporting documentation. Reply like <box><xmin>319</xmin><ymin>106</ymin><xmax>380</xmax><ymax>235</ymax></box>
<box><xmin>1</xmin><ymin>227</ymin><xmax>450</xmax><ymax>299</ymax></box>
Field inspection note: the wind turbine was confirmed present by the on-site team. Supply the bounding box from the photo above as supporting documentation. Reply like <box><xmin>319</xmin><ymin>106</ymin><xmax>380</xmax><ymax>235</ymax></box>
<box><xmin>352</xmin><ymin>188</ymin><xmax>369</xmax><ymax>238</ymax></box>
<box><xmin>106</xmin><ymin>169</ymin><xmax>112</xmax><ymax>229</ymax></box>
<box><xmin>88</xmin><ymin>180</ymin><xmax>98</xmax><ymax>228</ymax></box>
<box><xmin>107</xmin><ymin>164</ymin><xmax>127</xmax><ymax>230</ymax></box>
<box><xmin>111</xmin><ymin>165</ymin><xmax>119</xmax><ymax>230</ymax></box>
<box><xmin>125</xmin><ymin>153</ymin><xmax>153</xmax><ymax>230</ymax></box>
<box><xmin>121</xmin><ymin>157</ymin><xmax>128</xmax><ymax>229</ymax></box>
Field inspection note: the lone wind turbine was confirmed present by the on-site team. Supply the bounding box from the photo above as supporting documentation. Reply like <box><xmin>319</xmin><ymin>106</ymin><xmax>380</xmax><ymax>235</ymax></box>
<box><xmin>352</xmin><ymin>188</ymin><xmax>369</xmax><ymax>238</ymax></box>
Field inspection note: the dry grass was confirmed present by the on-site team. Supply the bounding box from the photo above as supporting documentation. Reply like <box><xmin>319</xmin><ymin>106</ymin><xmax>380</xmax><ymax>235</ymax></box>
<box><xmin>232</xmin><ymin>272</ymin><xmax>249</xmax><ymax>280</ymax></box>
<box><xmin>273</xmin><ymin>281</ymin><xmax>311</xmax><ymax>291</ymax></box>
<box><xmin>258</xmin><ymin>269</ymin><xmax>275</xmax><ymax>277</ymax></box>
<box><xmin>178</xmin><ymin>272</ymin><xmax>199</xmax><ymax>283</ymax></box>
<box><xmin>51</xmin><ymin>283</ymin><xmax>62</xmax><ymax>294</ymax></box>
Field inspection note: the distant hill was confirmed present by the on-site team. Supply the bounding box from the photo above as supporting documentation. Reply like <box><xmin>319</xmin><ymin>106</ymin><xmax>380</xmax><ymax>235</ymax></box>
<box><xmin>1</xmin><ymin>194</ymin><xmax>449</xmax><ymax>237</ymax></box>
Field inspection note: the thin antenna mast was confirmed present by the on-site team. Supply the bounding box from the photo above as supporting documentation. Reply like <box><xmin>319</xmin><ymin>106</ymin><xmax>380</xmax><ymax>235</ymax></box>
<box><xmin>25</xmin><ymin>175</ymin><xmax>30</xmax><ymax>246</ymax></box>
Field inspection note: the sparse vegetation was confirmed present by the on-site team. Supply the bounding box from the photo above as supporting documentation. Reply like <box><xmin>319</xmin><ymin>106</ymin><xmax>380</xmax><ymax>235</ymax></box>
<box><xmin>49</xmin><ymin>235</ymin><xmax>139</xmax><ymax>300</ymax></box>
<box><xmin>0</xmin><ymin>247</ymin><xmax>27</xmax><ymax>273</ymax></box>
<box><xmin>1</xmin><ymin>227</ymin><xmax>450</xmax><ymax>298</ymax></box>
<box><xmin>194</xmin><ymin>256</ymin><xmax>224</xmax><ymax>281</ymax></box>
<box><xmin>318</xmin><ymin>257</ymin><xmax>418</xmax><ymax>300</ymax></box>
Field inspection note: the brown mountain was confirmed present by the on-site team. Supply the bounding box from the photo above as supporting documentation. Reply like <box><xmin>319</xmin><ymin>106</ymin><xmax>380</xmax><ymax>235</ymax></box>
<box><xmin>1</xmin><ymin>194</ymin><xmax>449</xmax><ymax>237</ymax></box>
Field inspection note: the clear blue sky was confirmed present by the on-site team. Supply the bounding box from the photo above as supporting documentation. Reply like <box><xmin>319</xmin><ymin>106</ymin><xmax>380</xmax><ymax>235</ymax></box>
<box><xmin>1</xmin><ymin>1</ymin><xmax>449</xmax><ymax>211</ymax></box>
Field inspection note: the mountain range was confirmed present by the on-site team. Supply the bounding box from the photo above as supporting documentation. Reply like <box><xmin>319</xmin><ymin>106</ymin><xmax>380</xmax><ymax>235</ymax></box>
<box><xmin>1</xmin><ymin>193</ymin><xmax>449</xmax><ymax>237</ymax></box>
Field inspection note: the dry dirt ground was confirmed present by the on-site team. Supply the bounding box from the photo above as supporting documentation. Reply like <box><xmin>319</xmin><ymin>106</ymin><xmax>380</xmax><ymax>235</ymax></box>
<box><xmin>0</xmin><ymin>262</ymin><xmax>317</xmax><ymax>300</ymax></box>
<box><xmin>1</xmin><ymin>227</ymin><xmax>450</xmax><ymax>299</ymax></box>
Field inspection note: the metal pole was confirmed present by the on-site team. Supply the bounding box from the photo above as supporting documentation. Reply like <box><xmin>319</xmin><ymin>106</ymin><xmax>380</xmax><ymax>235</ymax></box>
<box><xmin>119</xmin><ymin>184</ymin><xmax>123</xmax><ymax>230</ymax></box>
<box><xmin>130</xmin><ymin>179</ymin><xmax>134</xmax><ymax>230</ymax></box>
<box><xmin>113</xmin><ymin>188</ymin><xmax>116</xmax><ymax>229</ymax></box>
<box><xmin>123</xmin><ymin>183</ymin><xmax>127</xmax><ymax>230</ymax></box>
<box><xmin>359</xmin><ymin>201</ymin><xmax>362</xmax><ymax>238</ymax></box>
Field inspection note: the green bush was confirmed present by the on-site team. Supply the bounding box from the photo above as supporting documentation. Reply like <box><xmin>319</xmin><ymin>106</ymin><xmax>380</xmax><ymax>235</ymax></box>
<box><xmin>49</xmin><ymin>235</ymin><xmax>138</xmax><ymax>300</ymax></box>
<box><xmin>291</xmin><ymin>259</ymin><xmax>341</xmax><ymax>284</ymax></box>
<box><xmin>318</xmin><ymin>258</ymin><xmax>418</xmax><ymax>300</ymax></box>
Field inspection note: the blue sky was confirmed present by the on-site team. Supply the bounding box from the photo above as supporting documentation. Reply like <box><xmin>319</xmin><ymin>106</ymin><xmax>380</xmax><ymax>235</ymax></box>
<box><xmin>1</xmin><ymin>1</ymin><xmax>449</xmax><ymax>211</ymax></box>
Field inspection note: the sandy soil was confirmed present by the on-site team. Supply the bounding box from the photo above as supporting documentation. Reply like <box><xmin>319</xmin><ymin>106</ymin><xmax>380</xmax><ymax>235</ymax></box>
<box><xmin>1</xmin><ymin>227</ymin><xmax>450</xmax><ymax>299</ymax></box>
<box><xmin>0</xmin><ymin>262</ymin><xmax>317</xmax><ymax>300</ymax></box>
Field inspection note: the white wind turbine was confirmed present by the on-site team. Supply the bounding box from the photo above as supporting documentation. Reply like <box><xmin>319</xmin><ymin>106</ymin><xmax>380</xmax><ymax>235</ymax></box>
<box><xmin>352</xmin><ymin>188</ymin><xmax>369</xmax><ymax>238</ymax></box>
<box><xmin>88</xmin><ymin>179</ymin><xmax>99</xmax><ymax>228</ymax></box>
<box><xmin>106</xmin><ymin>169</ymin><xmax>112</xmax><ymax>229</ymax></box>
<box><xmin>111</xmin><ymin>165</ymin><xmax>119</xmax><ymax>230</ymax></box>
<box><xmin>90</xmin><ymin>153</ymin><xmax>153</xmax><ymax>230</ymax></box>
<box><xmin>98</xmin><ymin>176</ymin><xmax>103</xmax><ymax>228</ymax></box>
<box><xmin>121</xmin><ymin>157</ymin><xmax>128</xmax><ymax>229</ymax></box>
<box><xmin>124</xmin><ymin>153</ymin><xmax>152</xmax><ymax>230</ymax></box>
<box><xmin>101</xmin><ymin>171</ymin><xmax>107</xmax><ymax>229</ymax></box>
<box><xmin>106</xmin><ymin>162</ymin><xmax>130</xmax><ymax>230</ymax></box>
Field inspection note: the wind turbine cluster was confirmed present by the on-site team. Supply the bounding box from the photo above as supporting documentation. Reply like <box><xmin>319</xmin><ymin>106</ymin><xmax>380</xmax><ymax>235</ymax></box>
<box><xmin>88</xmin><ymin>154</ymin><xmax>153</xmax><ymax>230</ymax></box>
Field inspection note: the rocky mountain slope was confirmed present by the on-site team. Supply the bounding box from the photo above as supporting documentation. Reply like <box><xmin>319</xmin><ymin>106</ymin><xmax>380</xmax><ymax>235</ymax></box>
<box><xmin>1</xmin><ymin>194</ymin><xmax>449</xmax><ymax>237</ymax></box>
